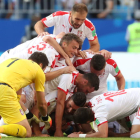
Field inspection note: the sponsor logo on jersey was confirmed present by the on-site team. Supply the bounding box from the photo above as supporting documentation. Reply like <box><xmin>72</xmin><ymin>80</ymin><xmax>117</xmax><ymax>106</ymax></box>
<box><xmin>77</xmin><ymin>30</ymin><xmax>83</xmax><ymax>37</ymax></box>
<box><xmin>19</xmin><ymin>109</ymin><xmax>24</xmax><ymax>115</ymax></box>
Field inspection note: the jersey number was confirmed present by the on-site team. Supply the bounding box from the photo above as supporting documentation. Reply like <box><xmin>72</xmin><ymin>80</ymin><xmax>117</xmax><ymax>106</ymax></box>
<box><xmin>103</xmin><ymin>89</ymin><xmax>127</xmax><ymax>102</ymax></box>
<box><xmin>28</xmin><ymin>42</ymin><xmax>47</xmax><ymax>54</ymax></box>
<box><xmin>7</xmin><ymin>58</ymin><xmax>19</xmax><ymax>67</ymax></box>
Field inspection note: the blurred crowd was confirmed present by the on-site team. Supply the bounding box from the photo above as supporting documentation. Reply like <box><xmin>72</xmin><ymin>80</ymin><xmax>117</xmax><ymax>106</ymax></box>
<box><xmin>0</xmin><ymin>0</ymin><xmax>139</xmax><ymax>20</ymax></box>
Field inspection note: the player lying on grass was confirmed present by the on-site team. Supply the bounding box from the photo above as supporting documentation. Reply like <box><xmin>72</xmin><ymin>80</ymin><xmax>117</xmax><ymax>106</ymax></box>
<box><xmin>19</xmin><ymin>66</ymin><xmax>99</xmax><ymax>137</ymax></box>
<box><xmin>31</xmin><ymin>91</ymin><xmax>87</xmax><ymax>136</ymax></box>
<box><xmin>68</xmin><ymin>88</ymin><xmax>140</xmax><ymax>138</ymax></box>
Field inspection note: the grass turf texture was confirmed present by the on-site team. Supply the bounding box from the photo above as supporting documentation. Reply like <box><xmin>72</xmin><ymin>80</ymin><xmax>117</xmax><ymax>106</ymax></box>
<box><xmin>1</xmin><ymin>137</ymin><xmax>140</xmax><ymax>140</ymax></box>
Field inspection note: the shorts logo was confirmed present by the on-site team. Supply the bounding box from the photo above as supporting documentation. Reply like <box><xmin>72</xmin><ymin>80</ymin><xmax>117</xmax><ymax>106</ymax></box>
<box><xmin>19</xmin><ymin>109</ymin><xmax>24</xmax><ymax>115</ymax></box>
<box><xmin>77</xmin><ymin>30</ymin><xmax>83</xmax><ymax>37</ymax></box>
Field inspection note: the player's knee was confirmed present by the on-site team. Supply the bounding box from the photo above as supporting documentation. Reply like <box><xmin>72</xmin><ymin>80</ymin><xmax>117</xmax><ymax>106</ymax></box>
<box><xmin>25</xmin><ymin>126</ymin><xmax>32</xmax><ymax>137</ymax></box>
<box><xmin>130</xmin><ymin>131</ymin><xmax>140</xmax><ymax>138</ymax></box>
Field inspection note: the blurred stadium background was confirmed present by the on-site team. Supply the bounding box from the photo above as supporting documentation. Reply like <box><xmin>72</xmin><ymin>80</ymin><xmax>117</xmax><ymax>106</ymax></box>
<box><xmin>0</xmin><ymin>0</ymin><xmax>139</xmax><ymax>91</ymax></box>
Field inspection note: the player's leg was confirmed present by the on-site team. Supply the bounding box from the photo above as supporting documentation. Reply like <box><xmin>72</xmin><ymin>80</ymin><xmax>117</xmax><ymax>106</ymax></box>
<box><xmin>130</xmin><ymin>107</ymin><xmax>140</xmax><ymax>138</ymax></box>
<box><xmin>0</xmin><ymin>85</ymin><xmax>32</xmax><ymax>137</ymax></box>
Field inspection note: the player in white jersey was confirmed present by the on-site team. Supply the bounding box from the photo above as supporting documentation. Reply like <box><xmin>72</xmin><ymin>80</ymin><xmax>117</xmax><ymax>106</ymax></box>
<box><xmin>44</xmin><ymin>67</ymin><xmax>99</xmax><ymax>137</ymax></box>
<box><xmin>34</xmin><ymin>3</ymin><xmax>100</xmax><ymax>52</ymax></box>
<box><xmin>68</xmin><ymin>88</ymin><xmax>140</xmax><ymax>138</ymax></box>
<box><xmin>73</xmin><ymin>53</ymin><xmax>125</xmax><ymax>101</ymax></box>
<box><xmin>0</xmin><ymin>33</ymin><xmax>75</xmax><ymax>72</ymax></box>
<box><xmin>30</xmin><ymin>91</ymin><xmax>86</xmax><ymax>136</ymax></box>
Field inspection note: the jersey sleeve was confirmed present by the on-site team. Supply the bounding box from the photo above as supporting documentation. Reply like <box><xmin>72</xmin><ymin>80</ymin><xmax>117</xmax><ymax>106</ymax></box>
<box><xmin>73</xmin><ymin>52</ymin><xmax>93</xmax><ymax>73</ymax></box>
<box><xmin>41</xmin><ymin>12</ymin><xmax>57</xmax><ymax>27</ymax></box>
<box><xmin>34</xmin><ymin>67</ymin><xmax>45</xmax><ymax>92</ymax></box>
<box><xmin>41</xmin><ymin>11</ymin><xmax>67</xmax><ymax>28</ymax></box>
<box><xmin>57</xmin><ymin>74</ymin><xmax>72</xmax><ymax>94</ymax></box>
<box><xmin>84</xmin><ymin>19</ymin><xmax>97</xmax><ymax>41</ymax></box>
<box><xmin>106</xmin><ymin>59</ymin><xmax>120</xmax><ymax>77</ymax></box>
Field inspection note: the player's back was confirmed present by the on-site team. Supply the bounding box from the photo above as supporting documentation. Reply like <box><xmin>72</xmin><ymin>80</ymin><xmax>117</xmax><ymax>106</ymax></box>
<box><xmin>0</xmin><ymin>58</ymin><xmax>45</xmax><ymax>92</ymax></box>
<box><xmin>92</xmin><ymin>88</ymin><xmax>140</xmax><ymax>122</ymax></box>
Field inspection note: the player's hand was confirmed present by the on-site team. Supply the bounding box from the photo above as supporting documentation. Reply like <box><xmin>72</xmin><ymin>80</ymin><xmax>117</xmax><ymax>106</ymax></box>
<box><xmin>77</xmin><ymin>50</ymin><xmax>87</xmax><ymax>59</ymax></box>
<box><xmin>54</xmin><ymin>130</ymin><xmax>64</xmax><ymax>137</ymax></box>
<box><xmin>63</xmin><ymin>66</ymin><xmax>77</xmax><ymax>74</ymax></box>
<box><xmin>67</xmin><ymin>133</ymin><xmax>79</xmax><ymax>137</ymax></box>
<box><xmin>38</xmin><ymin>32</ymin><xmax>50</xmax><ymax>37</ymax></box>
<box><xmin>26</xmin><ymin>111</ymin><xmax>40</xmax><ymax>124</ymax></box>
<box><xmin>99</xmin><ymin>49</ymin><xmax>112</xmax><ymax>60</ymax></box>
<box><xmin>41</xmin><ymin>115</ymin><xmax>52</xmax><ymax>130</ymax></box>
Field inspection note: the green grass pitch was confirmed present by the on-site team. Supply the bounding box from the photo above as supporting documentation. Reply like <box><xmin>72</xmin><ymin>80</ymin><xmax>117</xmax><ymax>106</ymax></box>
<box><xmin>1</xmin><ymin>137</ymin><xmax>140</xmax><ymax>140</ymax></box>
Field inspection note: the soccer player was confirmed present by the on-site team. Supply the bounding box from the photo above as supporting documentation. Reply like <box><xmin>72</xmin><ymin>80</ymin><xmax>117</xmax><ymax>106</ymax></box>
<box><xmin>73</xmin><ymin>53</ymin><xmax>125</xmax><ymax>101</ymax></box>
<box><xmin>31</xmin><ymin>91</ymin><xmax>87</xmax><ymax>136</ymax></box>
<box><xmin>45</xmin><ymin>67</ymin><xmax>99</xmax><ymax>137</ymax></box>
<box><xmin>68</xmin><ymin>88</ymin><xmax>140</xmax><ymax>138</ymax></box>
<box><xmin>34</xmin><ymin>3</ymin><xmax>100</xmax><ymax>52</ymax></box>
<box><xmin>0</xmin><ymin>52</ymin><xmax>50</xmax><ymax>138</ymax></box>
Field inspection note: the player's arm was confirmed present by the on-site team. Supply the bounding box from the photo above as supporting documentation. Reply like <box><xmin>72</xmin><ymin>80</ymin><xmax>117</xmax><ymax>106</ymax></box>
<box><xmin>89</xmin><ymin>38</ymin><xmax>100</xmax><ymax>52</ymax></box>
<box><xmin>54</xmin><ymin>88</ymin><xmax>66</xmax><ymax>137</ymax></box>
<box><xmin>36</xmin><ymin>91</ymin><xmax>47</xmax><ymax>116</ymax></box>
<box><xmin>45</xmin><ymin>66</ymin><xmax>76</xmax><ymax>81</ymax></box>
<box><xmin>34</xmin><ymin>20</ymin><xmax>49</xmax><ymax>36</ymax></box>
<box><xmin>68</xmin><ymin>122</ymin><xmax>108</xmax><ymax>137</ymax></box>
<box><xmin>115</xmin><ymin>72</ymin><xmax>125</xmax><ymax>90</ymax></box>
<box><xmin>43</xmin><ymin>36</ymin><xmax>72</xmax><ymax>66</ymax></box>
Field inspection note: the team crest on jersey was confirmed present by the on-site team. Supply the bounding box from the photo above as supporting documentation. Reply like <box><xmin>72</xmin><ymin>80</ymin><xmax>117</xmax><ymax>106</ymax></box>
<box><xmin>77</xmin><ymin>30</ymin><xmax>83</xmax><ymax>37</ymax></box>
<box><xmin>19</xmin><ymin>109</ymin><xmax>24</xmax><ymax>115</ymax></box>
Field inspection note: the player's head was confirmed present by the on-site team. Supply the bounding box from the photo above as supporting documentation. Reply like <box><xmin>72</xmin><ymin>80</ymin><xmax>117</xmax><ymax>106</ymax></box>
<box><xmin>70</xmin><ymin>3</ymin><xmax>88</xmax><ymax>29</ymax></box>
<box><xmin>64</xmin><ymin>92</ymin><xmax>86</xmax><ymax>115</ymax></box>
<box><xmin>76</xmin><ymin>73</ymin><xmax>99</xmax><ymax>95</ymax></box>
<box><xmin>28</xmin><ymin>52</ymin><xmax>49</xmax><ymax>70</ymax></box>
<box><xmin>60</xmin><ymin>33</ymin><xmax>82</xmax><ymax>58</ymax></box>
<box><xmin>90</xmin><ymin>54</ymin><xmax>106</xmax><ymax>76</ymax></box>
<box><xmin>73</xmin><ymin>107</ymin><xmax>94</xmax><ymax>124</ymax></box>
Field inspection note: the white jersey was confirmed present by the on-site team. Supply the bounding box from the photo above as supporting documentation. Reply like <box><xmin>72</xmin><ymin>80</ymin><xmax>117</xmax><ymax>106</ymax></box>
<box><xmin>45</xmin><ymin>90</ymin><xmax>72</xmax><ymax>115</ymax></box>
<box><xmin>41</xmin><ymin>11</ymin><xmax>97</xmax><ymax>42</ymax></box>
<box><xmin>45</xmin><ymin>70</ymin><xmax>79</xmax><ymax>95</ymax></box>
<box><xmin>88</xmin><ymin>88</ymin><xmax>140</xmax><ymax>126</ymax></box>
<box><xmin>22</xmin><ymin>85</ymin><xmax>35</xmax><ymax>110</ymax></box>
<box><xmin>0</xmin><ymin>35</ymin><xmax>60</xmax><ymax>72</ymax></box>
<box><xmin>73</xmin><ymin>52</ymin><xmax>120</xmax><ymax>99</ymax></box>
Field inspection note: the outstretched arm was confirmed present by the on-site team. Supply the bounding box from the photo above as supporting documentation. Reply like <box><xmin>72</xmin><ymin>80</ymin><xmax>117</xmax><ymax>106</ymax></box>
<box><xmin>54</xmin><ymin>89</ymin><xmax>66</xmax><ymax>137</ymax></box>
<box><xmin>68</xmin><ymin>122</ymin><xmax>108</xmax><ymax>138</ymax></box>
<box><xmin>45</xmin><ymin>66</ymin><xmax>76</xmax><ymax>81</ymax></box>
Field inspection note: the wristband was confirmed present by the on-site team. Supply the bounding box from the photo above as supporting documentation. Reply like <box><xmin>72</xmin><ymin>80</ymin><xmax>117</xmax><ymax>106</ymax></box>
<box><xmin>42</xmin><ymin>114</ymin><xmax>48</xmax><ymax>121</ymax></box>
<box><xmin>25</xmin><ymin>109</ymin><xmax>29</xmax><ymax>114</ymax></box>
<box><xmin>79</xmin><ymin>134</ymin><xmax>87</xmax><ymax>138</ymax></box>
<box><xmin>25</xmin><ymin>110</ymin><xmax>33</xmax><ymax>119</ymax></box>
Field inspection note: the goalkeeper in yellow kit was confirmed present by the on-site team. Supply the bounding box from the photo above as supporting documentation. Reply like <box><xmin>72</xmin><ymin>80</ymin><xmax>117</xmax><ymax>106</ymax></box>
<box><xmin>0</xmin><ymin>52</ymin><xmax>51</xmax><ymax>138</ymax></box>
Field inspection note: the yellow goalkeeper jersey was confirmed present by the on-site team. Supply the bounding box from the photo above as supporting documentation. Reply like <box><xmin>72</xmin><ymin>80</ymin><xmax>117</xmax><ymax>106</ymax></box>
<box><xmin>0</xmin><ymin>58</ymin><xmax>45</xmax><ymax>92</ymax></box>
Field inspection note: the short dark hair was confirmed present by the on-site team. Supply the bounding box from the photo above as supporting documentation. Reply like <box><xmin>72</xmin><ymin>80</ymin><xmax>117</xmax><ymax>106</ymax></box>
<box><xmin>73</xmin><ymin>107</ymin><xmax>94</xmax><ymax>124</ymax></box>
<box><xmin>72</xmin><ymin>3</ymin><xmax>88</xmax><ymax>13</ymax></box>
<box><xmin>59</xmin><ymin>33</ymin><xmax>83</xmax><ymax>50</ymax></box>
<box><xmin>83</xmin><ymin>73</ymin><xmax>99</xmax><ymax>91</ymax></box>
<box><xmin>29</xmin><ymin>52</ymin><xmax>49</xmax><ymax>69</ymax></box>
<box><xmin>90</xmin><ymin>54</ymin><xmax>106</xmax><ymax>71</ymax></box>
<box><xmin>71</xmin><ymin>92</ymin><xmax>86</xmax><ymax>107</ymax></box>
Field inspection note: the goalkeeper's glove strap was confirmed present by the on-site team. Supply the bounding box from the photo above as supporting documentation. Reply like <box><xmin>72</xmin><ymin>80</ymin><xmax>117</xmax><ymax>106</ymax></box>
<box><xmin>42</xmin><ymin>115</ymin><xmax>48</xmax><ymax>121</ymax></box>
